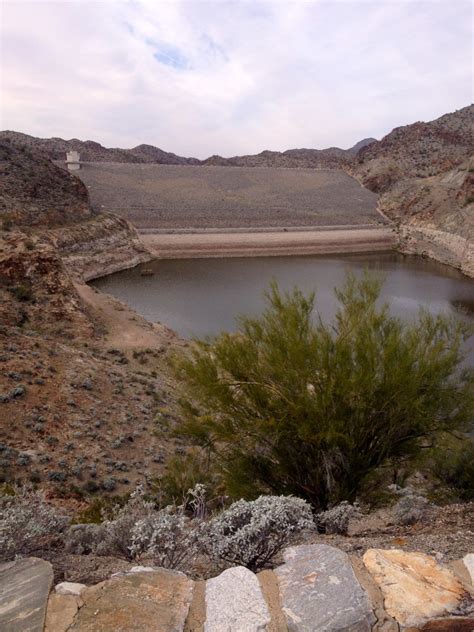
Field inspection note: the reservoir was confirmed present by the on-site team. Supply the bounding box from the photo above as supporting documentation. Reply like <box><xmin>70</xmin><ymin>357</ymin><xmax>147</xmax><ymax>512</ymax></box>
<box><xmin>92</xmin><ymin>253</ymin><xmax>474</xmax><ymax>349</ymax></box>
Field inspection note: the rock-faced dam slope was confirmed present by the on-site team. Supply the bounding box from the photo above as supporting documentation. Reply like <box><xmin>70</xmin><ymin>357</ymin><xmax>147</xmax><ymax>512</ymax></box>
<box><xmin>75</xmin><ymin>164</ymin><xmax>382</xmax><ymax>230</ymax></box>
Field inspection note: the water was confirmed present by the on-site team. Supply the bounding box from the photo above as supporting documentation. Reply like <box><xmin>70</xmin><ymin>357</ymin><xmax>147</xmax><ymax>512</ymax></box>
<box><xmin>92</xmin><ymin>253</ymin><xmax>473</xmax><ymax>346</ymax></box>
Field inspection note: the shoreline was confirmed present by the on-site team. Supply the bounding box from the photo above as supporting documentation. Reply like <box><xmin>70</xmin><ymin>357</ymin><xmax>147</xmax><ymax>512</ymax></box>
<box><xmin>141</xmin><ymin>226</ymin><xmax>396</xmax><ymax>259</ymax></box>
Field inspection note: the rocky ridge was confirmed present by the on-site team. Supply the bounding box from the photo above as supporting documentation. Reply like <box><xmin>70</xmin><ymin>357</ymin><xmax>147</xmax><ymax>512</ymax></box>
<box><xmin>0</xmin><ymin>131</ymin><xmax>200</xmax><ymax>166</ymax></box>
<box><xmin>2</xmin><ymin>545</ymin><xmax>473</xmax><ymax>631</ymax></box>
<box><xmin>351</xmin><ymin>105</ymin><xmax>474</xmax><ymax>277</ymax></box>
<box><xmin>0</xmin><ymin>130</ymin><xmax>374</xmax><ymax>169</ymax></box>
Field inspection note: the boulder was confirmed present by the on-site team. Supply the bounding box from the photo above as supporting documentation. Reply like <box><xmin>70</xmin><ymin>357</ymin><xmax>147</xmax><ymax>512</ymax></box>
<box><xmin>65</xmin><ymin>567</ymin><xmax>193</xmax><ymax>631</ymax></box>
<box><xmin>0</xmin><ymin>557</ymin><xmax>53</xmax><ymax>632</ymax></box>
<box><xmin>274</xmin><ymin>544</ymin><xmax>376</xmax><ymax>631</ymax></box>
<box><xmin>204</xmin><ymin>566</ymin><xmax>271</xmax><ymax>632</ymax></box>
<box><xmin>363</xmin><ymin>549</ymin><xmax>466</xmax><ymax>628</ymax></box>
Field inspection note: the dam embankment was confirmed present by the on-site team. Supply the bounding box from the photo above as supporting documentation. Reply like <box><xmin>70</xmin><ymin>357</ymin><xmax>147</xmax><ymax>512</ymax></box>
<box><xmin>141</xmin><ymin>227</ymin><xmax>395</xmax><ymax>259</ymax></box>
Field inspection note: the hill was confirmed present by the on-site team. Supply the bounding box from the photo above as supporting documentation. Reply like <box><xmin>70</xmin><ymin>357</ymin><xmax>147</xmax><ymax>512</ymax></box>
<box><xmin>0</xmin><ymin>130</ymin><xmax>374</xmax><ymax>168</ymax></box>
<box><xmin>0</xmin><ymin>138</ymin><xmax>184</xmax><ymax>504</ymax></box>
<box><xmin>354</xmin><ymin>105</ymin><xmax>474</xmax><ymax>192</ymax></box>
<box><xmin>0</xmin><ymin>131</ymin><xmax>199</xmax><ymax>165</ymax></box>
<box><xmin>0</xmin><ymin>141</ymin><xmax>93</xmax><ymax>227</ymax></box>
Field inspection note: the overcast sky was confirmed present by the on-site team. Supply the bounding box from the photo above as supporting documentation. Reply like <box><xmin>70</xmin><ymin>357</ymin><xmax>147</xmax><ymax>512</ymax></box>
<box><xmin>1</xmin><ymin>0</ymin><xmax>472</xmax><ymax>158</ymax></box>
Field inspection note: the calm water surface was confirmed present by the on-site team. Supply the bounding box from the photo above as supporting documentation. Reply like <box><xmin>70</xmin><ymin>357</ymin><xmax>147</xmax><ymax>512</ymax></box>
<box><xmin>92</xmin><ymin>253</ymin><xmax>474</xmax><ymax>346</ymax></box>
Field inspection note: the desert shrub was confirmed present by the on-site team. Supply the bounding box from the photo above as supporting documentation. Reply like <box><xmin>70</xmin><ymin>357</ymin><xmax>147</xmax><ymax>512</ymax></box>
<box><xmin>97</xmin><ymin>486</ymin><xmax>155</xmax><ymax>559</ymax></box>
<box><xmin>391</xmin><ymin>492</ymin><xmax>429</xmax><ymax>526</ymax></box>
<box><xmin>65</xmin><ymin>523</ymin><xmax>106</xmax><ymax>555</ymax></box>
<box><xmin>129</xmin><ymin>507</ymin><xmax>198</xmax><ymax>570</ymax></box>
<box><xmin>198</xmin><ymin>495</ymin><xmax>313</xmax><ymax>572</ymax></box>
<box><xmin>316</xmin><ymin>501</ymin><xmax>361</xmax><ymax>535</ymax></box>
<box><xmin>174</xmin><ymin>274</ymin><xmax>473</xmax><ymax>509</ymax></box>
<box><xmin>431</xmin><ymin>437</ymin><xmax>474</xmax><ymax>501</ymax></box>
<box><xmin>157</xmin><ymin>449</ymin><xmax>222</xmax><ymax>507</ymax></box>
<box><xmin>0</xmin><ymin>486</ymin><xmax>69</xmax><ymax>560</ymax></box>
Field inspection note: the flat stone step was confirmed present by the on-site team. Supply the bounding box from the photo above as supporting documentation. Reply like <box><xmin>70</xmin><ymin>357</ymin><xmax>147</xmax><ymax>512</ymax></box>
<box><xmin>0</xmin><ymin>557</ymin><xmax>53</xmax><ymax>632</ymax></box>
<box><xmin>52</xmin><ymin>567</ymin><xmax>194</xmax><ymax>632</ymax></box>
<box><xmin>204</xmin><ymin>566</ymin><xmax>271</xmax><ymax>632</ymax></box>
<box><xmin>274</xmin><ymin>544</ymin><xmax>375</xmax><ymax>631</ymax></box>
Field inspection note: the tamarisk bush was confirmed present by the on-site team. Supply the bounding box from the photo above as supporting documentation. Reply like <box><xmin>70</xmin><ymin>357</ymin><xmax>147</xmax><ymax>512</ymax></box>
<box><xmin>174</xmin><ymin>273</ymin><xmax>473</xmax><ymax>509</ymax></box>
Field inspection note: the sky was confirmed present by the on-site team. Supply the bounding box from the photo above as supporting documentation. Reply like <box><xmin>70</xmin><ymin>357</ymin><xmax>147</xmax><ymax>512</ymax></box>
<box><xmin>1</xmin><ymin>0</ymin><xmax>472</xmax><ymax>158</ymax></box>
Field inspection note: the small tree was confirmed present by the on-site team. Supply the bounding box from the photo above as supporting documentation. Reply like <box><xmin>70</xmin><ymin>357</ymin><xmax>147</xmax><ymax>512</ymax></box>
<box><xmin>174</xmin><ymin>273</ymin><xmax>473</xmax><ymax>509</ymax></box>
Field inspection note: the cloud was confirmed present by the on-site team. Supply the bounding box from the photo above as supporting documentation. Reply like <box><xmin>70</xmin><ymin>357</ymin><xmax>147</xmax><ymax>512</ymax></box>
<box><xmin>0</xmin><ymin>0</ymin><xmax>472</xmax><ymax>158</ymax></box>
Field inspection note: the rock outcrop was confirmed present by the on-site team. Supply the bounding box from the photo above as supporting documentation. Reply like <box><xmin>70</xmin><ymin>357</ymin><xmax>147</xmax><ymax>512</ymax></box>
<box><xmin>0</xmin><ymin>138</ymin><xmax>152</xmax><ymax>281</ymax></box>
<box><xmin>383</xmin><ymin>160</ymin><xmax>474</xmax><ymax>277</ymax></box>
<box><xmin>352</xmin><ymin>106</ymin><xmax>474</xmax><ymax>276</ymax></box>
<box><xmin>354</xmin><ymin>105</ymin><xmax>473</xmax><ymax>192</ymax></box>
<box><xmin>44</xmin><ymin>213</ymin><xmax>151</xmax><ymax>281</ymax></box>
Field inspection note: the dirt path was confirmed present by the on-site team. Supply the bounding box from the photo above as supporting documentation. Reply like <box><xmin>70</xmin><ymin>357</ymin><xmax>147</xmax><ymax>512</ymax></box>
<box><xmin>75</xmin><ymin>281</ymin><xmax>179</xmax><ymax>351</ymax></box>
<box><xmin>142</xmin><ymin>227</ymin><xmax>395</xmax><ymax>259</ymax></box>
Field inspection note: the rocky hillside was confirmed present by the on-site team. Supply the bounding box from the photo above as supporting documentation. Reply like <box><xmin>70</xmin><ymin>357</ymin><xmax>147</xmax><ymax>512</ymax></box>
<box><xmin>0</xmin><ymin>141</ymin><xmax>182</xmax><ymax>502</ymax></box>
<box><xmin>0</xmin><ymin>130</ymin><xmax>374</xmax><ymax>168</ymax></box>
<box><xmin>201</xmin><ymin>140</ymin><xmax>376</xmax><ymax>168</ymax></box>
<box><xmin>381</xmin><ymin>159</ymin><xmax>474</xmax><ymax>276</ymax></box>
<box><xmin>0</xmin><ymin>141</ymin><xmax>92</xmax><ymax>227</ymax></box>
<box><xmin>202</xmin><ymin>147</ymin><xmax>351</xmax><ymax>168</ymax></box>
<box><xmin>0</xmin><ymin>131</ymin><xmax>199</xmax><ymax>165</ymax></box>
<box><xmin>353</xmin><ymin>105</ymin><xmax>474</xmax><ymax>193</ymax></box>
<box><xmin>0</xmin><ymin>139</ymin><xmax>151</xmax><ymax>279</ymax></box>
<box><xmin>350</xmin><ymin>106</ymin><xmax>474</xmax><ymax>276</ymax></box>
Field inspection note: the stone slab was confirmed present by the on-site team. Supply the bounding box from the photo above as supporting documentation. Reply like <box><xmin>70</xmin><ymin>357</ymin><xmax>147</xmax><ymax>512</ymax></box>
<box><xmin>462</xmin><ymin>554</ymin><xmax>474</xmax><ymax>586</ymax></box>
<box><xmin>363</xmin><ymin>549</ymin><xmax>466</xmax><ymax>628</ymax></box>
<box><xmin>44</xmin><ymin>593</ymin><xmax>81</xmax><ymax>632</ymax></box>
<box><xmin>275</xmin><ymin>544</ymin><xmax>376</xmax><ymax>631</ymax></box>
<box><xmin>67</xmin><ymin>568</ymin><xmax>194</xmax><ymax>631</ymax></box>
<box><xmin>204</xmin><ymin>566</ymin><xmax>271</xmax><ymax>632</ymax></box>
<box><xmin>0</xmin><ymin>557</ymin><xmax>53</xmax><ymax>632</ymax></box>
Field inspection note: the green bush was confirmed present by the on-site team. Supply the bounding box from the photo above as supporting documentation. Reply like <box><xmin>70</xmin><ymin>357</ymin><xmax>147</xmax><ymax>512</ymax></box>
<box><xmin>156</xmin><ymin>449</ymin><xmax>222</xmax><ymax>506</ymax></box>
<box><xmin>174</xmin><ymin>273</ymin><xmax>473</xmax><ymax>509</ymax></box>
<box><xmin>431</xmin><ymin>436</ymin><xmax>474</xmax><ymax>501</ymax></box>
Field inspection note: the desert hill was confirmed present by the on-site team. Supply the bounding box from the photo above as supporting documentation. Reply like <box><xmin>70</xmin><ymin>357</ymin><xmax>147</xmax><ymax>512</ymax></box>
<box><xmin>0</xmin><ymin>141</ymin><xmax>92</xmax><ymax>227</ymax></box>
<box><xmin>0</xmin><ymin>139</ymin><xmax>186</xmax><ymax>503</ymax></box>
<box><xmin>0</xmin><ymin>131</ymin><xmax>199</xmax><ymax>165</ymax></box>
<box><xmin>0</xmin><ymin>129</ymin><xmax>374</xmax><ymax>169</ymax></box>
<box><xmin>354</xmin><ymin>104</ymin><xmax>474</xmax><ymax>192</ymax></box>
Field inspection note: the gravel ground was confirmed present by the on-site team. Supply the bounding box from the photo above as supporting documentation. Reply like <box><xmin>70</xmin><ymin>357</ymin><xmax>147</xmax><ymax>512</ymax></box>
<box><xmin>76</xmin><ymin>164</ymin><xmax>382</xmax><ymax>230</ymax></box>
